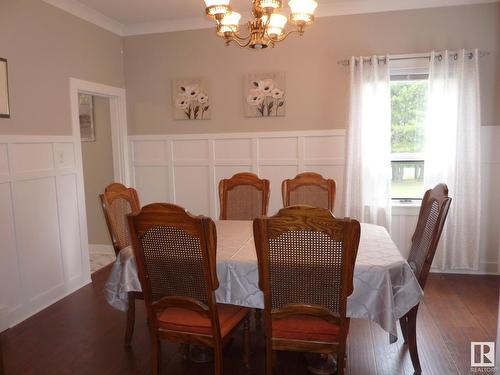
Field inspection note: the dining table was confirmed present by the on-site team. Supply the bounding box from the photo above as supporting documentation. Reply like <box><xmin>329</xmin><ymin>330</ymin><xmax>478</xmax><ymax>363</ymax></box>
<box><xmin>104</xmin><ymin>220</ymin><xmax>423</xmax><ymax>342</ymax></box>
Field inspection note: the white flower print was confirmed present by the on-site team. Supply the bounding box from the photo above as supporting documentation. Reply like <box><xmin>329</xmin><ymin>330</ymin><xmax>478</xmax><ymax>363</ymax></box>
<box><xmin>247</xmin><ymin>89</ymin><xmax>264</xmax><ymax>106</ymax></box>
<box><xmin>175</xmin><ymin>96</ymin><xmax>189</xmax><ymax>110</ymax></box>
<box><xmin>270</xmin><ymin>88</ymin><xmax>284</xmax><ymax>99</ymax></box>
<box><xmin>197</xmin><ymin>93</ymin><xmax>209</xmax><ymax>104</ymax></box>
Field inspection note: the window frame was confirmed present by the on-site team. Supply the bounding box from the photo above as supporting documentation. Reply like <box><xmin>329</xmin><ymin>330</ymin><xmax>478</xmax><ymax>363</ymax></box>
<box><xmin>389</xmin><ymin>60</ymin><xmax>429</xmax><ymax>203</ymax></box>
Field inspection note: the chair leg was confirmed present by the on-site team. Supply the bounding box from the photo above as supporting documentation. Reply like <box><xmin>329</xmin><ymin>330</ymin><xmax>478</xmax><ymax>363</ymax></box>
<box><xmin>400</xmin><ymin>314</ymin><xmax>408</xmax><ymax>344</ymax></box>
<box><xmin>125</xmin><ymin>292</ymin><xmax>135</xmax><ymax>347</ymax></box>
<box><xmin>337</xmin><ymin>345</ymin><xmax>346</xmax><ymax>375</ymax></box>
<box><xmin>407</xmin><ymin>306</ymin><xmax>422</xmax><ymax>374</ymax></box>
<box><xmin>151</xmin><ymin>337</ymin><xmax>161</xmax><ymax>375</ymax></box>
<box><xmin>266</xmin><ymin>345</ymin><xmax>273</xmax><ymax>375</ymax></box>
<box><xmin>214</xmin><ymin>346</ymin><xmax>223</xmax><ymax>375</ymax></box>
<box><xmin>243</xmin><ymin>316</ymin><xmax>251</xmax><ymax>370</ymax></box>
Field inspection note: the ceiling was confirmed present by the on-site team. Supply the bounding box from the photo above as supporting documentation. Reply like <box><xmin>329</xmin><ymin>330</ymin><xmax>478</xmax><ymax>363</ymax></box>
<box><xmin>76</xmin><ymin>0</ymin><xmax>345</xmax><ymax>24</ymax></box>
<box><xmin>42</xmin><ymin>0</ymin><xmax>499</xmax><ymax>36</ymax></box>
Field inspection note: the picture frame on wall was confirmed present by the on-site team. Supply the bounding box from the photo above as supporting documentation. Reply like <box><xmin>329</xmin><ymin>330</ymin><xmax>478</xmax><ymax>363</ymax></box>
<box><xmin>244</xmin><ymin>72</ymin><xmax>286</xmax><ymax>118</ymax></box>
<box><xmin>79</xmin><ymin>93</ymin><xmax>95</xmax><ymax>142</ymax></box>
<box><xmin>172</xmin><ymin>78</ymin><xmax>211</xmax><ymax>120</ymax></box>
<box><xmin>0</xmin><ymin>58</ymin><xmax>11</xmax><ymax>118</ymax></box>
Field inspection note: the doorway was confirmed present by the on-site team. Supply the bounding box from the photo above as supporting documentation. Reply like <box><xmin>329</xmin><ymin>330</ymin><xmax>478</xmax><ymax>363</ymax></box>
<box><xmin>80</xmin><ymin>95</ymin><xmax>115</xmax><ymax>272</ymax></box>
<box><xmin>69</xmin><ymin>78</ymin><xmax>129</xmax><ymax>277</ymax></box>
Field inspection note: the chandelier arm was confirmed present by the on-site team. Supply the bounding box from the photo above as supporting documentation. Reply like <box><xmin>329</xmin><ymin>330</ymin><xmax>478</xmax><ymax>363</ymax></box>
<box><xmin>231</xmin><ymin>24</ymin><xmax>252</xmax><ymax>41</ymax></box>
<box><xmin>225</xmin><ymin>37</ymin><xmax>252</xmax><ymax>48</ymax></box>
<box><xmin>261</xmin><ymin>13</ymin><xmax>272</xmax><ymax>39</ymax></box>
<box><xmin>270</xmin><ymin>26</ymin><xmax>304</xmax><ymax>43</ymax></box>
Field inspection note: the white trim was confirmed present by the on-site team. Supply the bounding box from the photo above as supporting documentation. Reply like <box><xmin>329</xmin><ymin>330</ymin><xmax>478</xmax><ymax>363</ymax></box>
<box><xmin>0</xmin><ymin>135</ymin><xmax>74</xmax><ymax>143</ymax></box>
<box><xmin>124</xmin><ymin>16</ymin><xmax>215</xmax><ymax>36</ymax></box>
<box><xmin>88</xmin><ymin>244</ymin><xmax>115</xmax><ymax>255</ymax></box>
<box><xmin>69</xmin><ymin>78</ymin><xmax>130</xmax><ymax>298</ymax></box>
<box><xmin>0</xmin><ymin>305</ymin><xmax>8</xmax><ymax>332</ymax></box>
<box><xmin>430</xmin><ymin>265</ymin><xmax>500</xmax><ymax>276</ymax></box>
<box><xmin>316</xmin><ymin>0</ymin><xmax>499</xmax><ymax>18</ymax></box>
<box><xmin>129</xmin><ymin>129</ymin><xmax>345</xmax><ymax>142</ymax></box>
<box><xmin>42</xmin><ymin>0</ymin><xmax>124</xmax><ymax>36</ymax></box>
<box><xmin>69</xmin><ymin>78</ymin><xmax>130</xmax><ymax>184</ymax></box>
<box><xmin>42</xmin><ymin>0</ymin><xmax>499</xmax><ymax>36</ymax></box>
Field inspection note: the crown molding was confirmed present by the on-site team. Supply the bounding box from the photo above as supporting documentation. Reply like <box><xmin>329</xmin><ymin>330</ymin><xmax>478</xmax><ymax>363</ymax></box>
<box><xmin>43</xmin><ymin>0</ymin><xmax>499</xmax><ymax>37</ymax></box>
<box><xmin>315</xmin><ymin>0</ymin><xmax>499</xmax><ymax>17</ymax></box>
<box><xmin>123</xmin><ymin>16</ymin><xmax>214</xmax><ymax>36</ymax></box>
<box><xmin>42</xmin><ymin>0</ymin><xmax>125</xmax><ymax>36</ymax></box>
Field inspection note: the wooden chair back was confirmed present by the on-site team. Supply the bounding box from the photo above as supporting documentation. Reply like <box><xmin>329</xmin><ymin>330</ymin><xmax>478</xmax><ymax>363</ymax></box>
<box><xmin>219</xmin><ymin>172</ymin><xmax>270</xmax><ymax>220</ymax></box>
<box><xmin>253</xmin><ymin>206</ymin><xmax>360</xmax><ymax>352</ymax></box>
<box><xmin>282</xmin><ymin>172</ymin><xmax>336</xmax><ymax>211</ymax></box>
<box><xmin>100</xmin><ymin>183</ymin><xmax>141</xmax><ymax>255</ymax></box>
<box><xmin>127</xmin><ymin>203</ymin><xmax>222</xmax><ymax>342</ymax></box>
<box><xmin>407</xmin><ymin>183</ymin><xmax>452</xmax><ymax>289</ymax></box>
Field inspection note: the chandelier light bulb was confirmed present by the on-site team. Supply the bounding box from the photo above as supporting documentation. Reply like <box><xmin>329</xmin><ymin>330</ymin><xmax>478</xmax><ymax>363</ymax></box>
<box><xmin>257</xmin><ymin>0</ymin><xmax>283</xmax><ymax>11</ymax></box>
<box><xmin>288</xmin><ymin>0</ymin><xmax>318</xmax><ymax>25</ymax></box>
<box><xmin>205</xmin><ymin>0</ymin><xmax>231</xmax><ymax>18</ymax></box>
<box><xmin>217</xmin><ymin>11</ymin><xmax>242</xmax><ymax>35</ymax></box>
<box><xmin>262</xmin><ymin>13</ymin><xmax>288</xmax><ymax>37</ymax></box>
<box><xmin>203</xmin><ymin>0</ymin><xmax>316</xmax><ymax>48</ymax></box>
<box><xmin>204</xmin><ymin>0</ymin><xmax>230</xmax><ymax>6</ymax></box>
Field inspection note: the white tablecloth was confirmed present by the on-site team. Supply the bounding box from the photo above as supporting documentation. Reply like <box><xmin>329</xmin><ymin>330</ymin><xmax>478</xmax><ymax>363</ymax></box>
<box><xmin>104</xmin><ymin>221</ymin><xmax>423</xmax><ymax>339</ymax></box>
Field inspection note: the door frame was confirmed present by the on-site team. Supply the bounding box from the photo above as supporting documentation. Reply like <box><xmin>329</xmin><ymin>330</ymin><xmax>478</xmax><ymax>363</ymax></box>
<box><xmin>69</xmin><ymin>78</ymin><xmax>130</xmax><ymax>184</ymax></box>
<box><xmin>69</xmin><ymin>78</ymin><xmax>129</xmax><ymax>279</ymax></box>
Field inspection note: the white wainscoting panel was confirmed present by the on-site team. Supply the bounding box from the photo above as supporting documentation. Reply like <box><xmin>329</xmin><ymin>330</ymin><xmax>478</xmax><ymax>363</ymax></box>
<box><xmin>391</xmin><ymin>205</ymin><xmax>420</xmax><ymax>259</ymax></box>
<box><xmin>130</xmin><ymin>127</ymin><xmax>499</xmax><ymax>275</ymax></box>
<box><xmin>0</xmin><ymin>136</ymin><xmax>91</xmax><ymax>328</ymax></box>
<box><xmin>130</xmin><ymin>130</ymin><xmax>347</xmax><ymax>220</ymax></box>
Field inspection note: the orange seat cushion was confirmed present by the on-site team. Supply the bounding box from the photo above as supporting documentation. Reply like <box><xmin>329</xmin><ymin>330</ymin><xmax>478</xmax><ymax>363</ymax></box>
<box><xmin>157</xmin><ymin>304</ymin><xmax>249</xmax><ymax>338</ymax></box>
<box><xmin>272</xmin><ymin>315</ymin><xmax>341</xmax><ymax>342</ymax></box>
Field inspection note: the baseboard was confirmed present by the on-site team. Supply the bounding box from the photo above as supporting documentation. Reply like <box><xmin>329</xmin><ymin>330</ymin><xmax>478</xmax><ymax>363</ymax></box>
<box><xmin>430</xmin><ymin>262</ymin><xmax>500</xmax><ymax>276</ymax></box>
<box><xmin>6</xmin><ymin>275</ymin><xmax>92</xmax><ymax>329</ymax></box>
<box><xmin>88</xmin><ymin>244</ymin><xmax>115</xmax><ymax>256</ymax></box>
<box><xmin>0</xmin><ymin>305</ymin><xmax>9</xmax><ymax>332</ymax></box>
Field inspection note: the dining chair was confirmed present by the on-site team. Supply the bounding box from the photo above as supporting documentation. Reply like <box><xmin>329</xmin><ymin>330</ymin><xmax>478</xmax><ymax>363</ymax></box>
<box><xmin>253</xmin><ymin>205</ymin><xmax>361</xmax><ymax>375</ymax></box>
<box><xmin>400</xmin><ymin>183</ymin><xmax>452</xmax><ymax>374</ymax></box>
<box><xmin>219</xmin><ymin>172</ymin><xmax>270</xmax><ymax>220</ymax></box>
<box><xmin>281</xmin><ymin>172</ymin><xmax>336</xmax><ymax>212</ymax></box>
<box><xmin>100</xmin><ymin>182</ymin><xmax>142</xmax><ymax>346</ymax></box>
<box><xmin>128</xmin><ymin>203</ymin><xmax>251</xmax><ymax>375</ymax></box>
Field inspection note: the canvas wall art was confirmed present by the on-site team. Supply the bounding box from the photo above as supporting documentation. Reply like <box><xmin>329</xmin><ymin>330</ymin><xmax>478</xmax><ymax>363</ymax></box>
<box><xmin>0</xmin><ymin>58</ymin><xmax>10</xmax><ymax>118</ymax></box>
<box><xmin>78</xmin><ymin>93</ymin><xmax>95</xmax><ymax>142</ymax></box>
<box><xmin>172</xmin><ymin>78</ymin><xmax>211</xmax><ymax>120</ymax></box>
<box><xmin>244</xmin><ymin>73</ymin><xmax>286</xmax><ymax>117</ymax></box>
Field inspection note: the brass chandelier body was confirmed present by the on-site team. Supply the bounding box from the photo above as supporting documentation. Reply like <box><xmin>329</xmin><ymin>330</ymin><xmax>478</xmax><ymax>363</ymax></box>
<box><xmin>204</xmin><ymin>0</ymin><xmax>318</xmax><ymax>49</ymax></box>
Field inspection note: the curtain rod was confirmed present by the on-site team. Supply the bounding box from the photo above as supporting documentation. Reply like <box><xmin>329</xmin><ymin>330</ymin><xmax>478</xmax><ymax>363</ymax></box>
<box><xmin>337</xmin><ymin>50</ymin><xmax>490</xmax><ymax>66</ymax></box>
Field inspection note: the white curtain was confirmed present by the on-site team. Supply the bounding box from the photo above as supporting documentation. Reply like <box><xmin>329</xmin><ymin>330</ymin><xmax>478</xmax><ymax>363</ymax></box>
<box><xmin>424</xmin><ymin>49</ymin><xmax>481</xmax><ymax>270</ymax></box>
<box><xmin>345</xmin><ymin>56</ymin><xmax>392</xmax><ymax>230</ymax></box>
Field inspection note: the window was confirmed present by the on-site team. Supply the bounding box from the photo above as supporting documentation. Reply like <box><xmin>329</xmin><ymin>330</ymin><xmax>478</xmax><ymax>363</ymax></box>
<box><xmin>390</xmin><ymin>71</ymin><xmax>428</xmax><ymax>202</ymax></box>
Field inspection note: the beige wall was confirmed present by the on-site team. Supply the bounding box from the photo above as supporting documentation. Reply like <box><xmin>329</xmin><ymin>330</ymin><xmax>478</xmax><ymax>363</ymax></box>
<box><xmin>82</xmin><ymin>96</ymin><xmax>114</xmax><ymax>246</ymax></box>
<box><xmin>124</xmin><ymin>3</ymin><xmax>500</xmax><ymax>135</ymax></box>
<box><xmin>0</xmin><ymin>0</ymin><xmax>124</xmax><ymax>135</ymax></box>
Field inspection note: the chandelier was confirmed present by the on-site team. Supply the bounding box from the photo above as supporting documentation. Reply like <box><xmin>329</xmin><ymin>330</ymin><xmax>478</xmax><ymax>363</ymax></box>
<box><xmin>203</xmin><ymin>0</ymin><xmax>318</xmax><ymax>49</ymax></box>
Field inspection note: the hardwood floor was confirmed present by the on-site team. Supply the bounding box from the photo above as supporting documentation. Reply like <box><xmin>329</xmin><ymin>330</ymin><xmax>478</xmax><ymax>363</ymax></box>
<box><xmin>1</xmin><ymin>269</ymin><xmax>498</xmax><ymax>374</ymax></box>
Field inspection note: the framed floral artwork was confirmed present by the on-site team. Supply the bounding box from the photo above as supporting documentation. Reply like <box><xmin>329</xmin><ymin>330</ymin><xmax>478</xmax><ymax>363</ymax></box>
<box><xmin>244</xmin><ymin>73</ymin><xmax>286</xmax><ymax>117</ymax></box>
<box><xmin>78</xmin><ymin>93</ymin><xmax>95</xmax><ymax>142</ymax></box>
<box><xmin>172</xmin><ymin>78</ymin><xmax>211</xmax><ymax>120</ymax></box>
<box><xmin>0</xmin><ymin>58</ymin><xmax>10</xmax><ymax>118</ymax></box>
